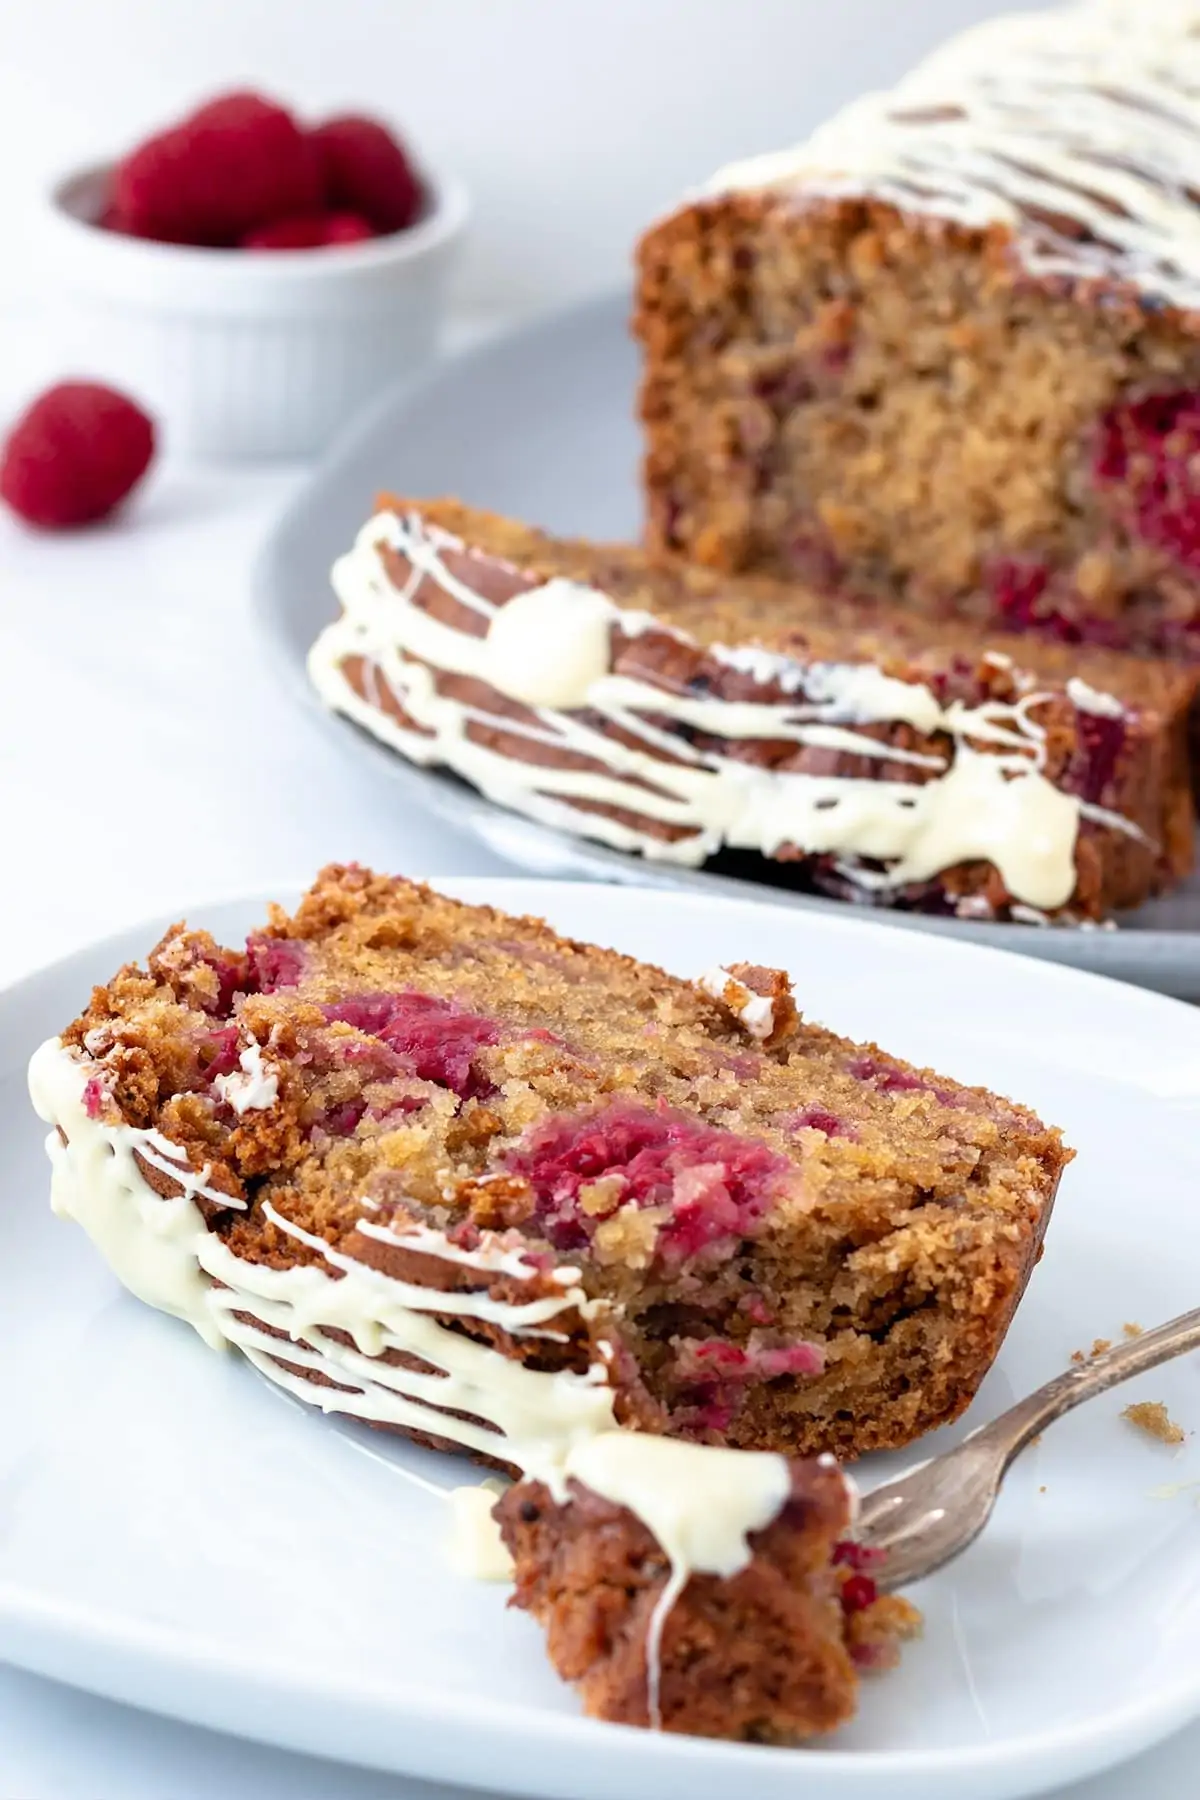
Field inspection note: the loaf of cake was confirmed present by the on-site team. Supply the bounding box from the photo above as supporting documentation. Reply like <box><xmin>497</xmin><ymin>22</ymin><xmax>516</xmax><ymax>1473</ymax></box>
<box><xmin>28</xmin><ymin>863</ymin><xmax>1069</xmax><ymax>1464</ymax></box>
<box><xmin>496</xmin><ymin>1440</ymin><xmax>920</xmax><ymax>1739</ymax></box>
<box><xmin>635</xmin><ymin>0</ymin><xmax>1200</xmax><ymax>658</ymax></box>
<box><xmin>307</xmin><ymin>499</ymin><xmax>1195</xmax><ymax>923</ymax></box>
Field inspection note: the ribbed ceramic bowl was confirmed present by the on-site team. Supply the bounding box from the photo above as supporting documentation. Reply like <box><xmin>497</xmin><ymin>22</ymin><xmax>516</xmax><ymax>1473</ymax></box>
<box><xmin>42</xmin><ymin>162</ymin><xmax>469</xmax><ymax>461</ymax></box>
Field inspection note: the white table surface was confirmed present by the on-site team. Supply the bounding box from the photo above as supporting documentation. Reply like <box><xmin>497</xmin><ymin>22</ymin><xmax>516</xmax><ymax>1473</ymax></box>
<box><xmin>2</xmin><ymin>338</ymin><xmax>1197</xmax><ymax>1799</ymax></box>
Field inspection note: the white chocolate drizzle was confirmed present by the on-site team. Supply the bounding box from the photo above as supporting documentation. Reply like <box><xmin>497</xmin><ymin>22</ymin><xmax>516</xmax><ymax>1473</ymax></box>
<box><xmin>697</xmin><ymin>966</ymin><xmax>776</xmax><ymax>1041</ymax></box>
<box><xmin>1067</xmin><ymin>675</ymin><xmax>1128</xmax><ymax>719</ymax></box>
<box><xmin>30</xmin><ymin>1037</ymin><xmax>818</xmax><ymax>1722</ymax></box>
<box><xmin>447</xmin><ymin>1480</ymin><xmax>516</xmax><ymax>1581</ymax></box>
<box><xmin>213</xmin><ymin>1041</ymin><xmax>278</xmax><ymax>1115</ymax></box>
<box><xmin>562</xmin><ymin>1432</ymin><xmax>792</xmax><ymax>1727</ymax></box>
<box><xmin>706</xmin><ymin>0</ymin><xmax>1200</xmax><ymax>308</ymax></box>
<box><xmin>306</xmin><ymin>511</ymin><xmax>1140</xmax><ymax>914</ymax></box>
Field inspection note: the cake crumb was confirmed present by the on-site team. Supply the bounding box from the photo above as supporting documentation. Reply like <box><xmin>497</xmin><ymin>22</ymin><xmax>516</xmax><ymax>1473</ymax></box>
<box><xmin>1122</xmin><ymin>1401</ymin><xmax>1185</xmax><ymax>1446</ymax></box>
<box><xmin>1071</xmin><ymin>1337</ymin><xmax>1113</xmax><ymax>1363</ymax></box>
<box><xmin>1123</xmin><ymin>1321</ymin><xmax>1143</xmax><ymax>1338</ymax></box>
<box><xmin>1039</xmin><ymin>1484</ymin><xmax>1047</xmax><ymax>1493</ymax></box>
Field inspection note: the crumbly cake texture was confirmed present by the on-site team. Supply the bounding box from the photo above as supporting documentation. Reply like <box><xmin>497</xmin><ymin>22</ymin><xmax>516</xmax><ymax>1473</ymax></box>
<box><xmin>33</xmin><ymin>863</ymin><xmax>1070</xmax><ymax>1463</ymax></box>
<box><xmin>1121</xmin><ymin>1400</ymin><xmax>1186</xmax><ymax>1446</ymax></box>
<box><xmin>307</xmin><ymin>498</ymin><xmax>1195</xmax><ymax>925</ymax></box>
<box><xmin>496</xmin><ymin>1454</ymin><xmax>920</xmax><ymax>1741</ymax></box>
<box><xmin>635</xmin><ymin>2</ymin><xmax>1200</xmax><ymax>659</ymax></box>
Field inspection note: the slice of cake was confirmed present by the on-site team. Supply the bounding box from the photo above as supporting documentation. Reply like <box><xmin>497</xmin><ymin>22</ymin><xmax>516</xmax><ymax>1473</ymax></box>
<box><xmin>307</xmin><ymin>498</ymin><xmax>1194</xmax><ymax>924</ymax></box>
<box><xmin>496</xmin><ymin>1439</ymin><xmax>920</xmax><ymax>1740</ymax></box>
<box><xmin>634</xmin><ymin>1</ymin><xmax>1200</xmax><ymax>658</ymax></box>
<box><xmin>29</xmin><ymin>863</ymin><xmax>1069</xmax><ymax>1464</ymax></box>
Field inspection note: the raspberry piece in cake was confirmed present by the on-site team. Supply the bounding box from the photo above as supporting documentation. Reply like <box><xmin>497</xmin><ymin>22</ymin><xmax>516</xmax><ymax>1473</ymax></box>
<box><xmin>30</xmin><ymin>864</ymin><xmax>1070</xmax><ymax>1464</ymax></box>
<box><xmin>1095</xmin><ymin>389</ymin><xmax>1200</xmax><ymax>575</ymax></box>
<box><xmin>308</xmin><ymin>500</ymin><xmax>1196</xmax><ymax>926</ymax></box>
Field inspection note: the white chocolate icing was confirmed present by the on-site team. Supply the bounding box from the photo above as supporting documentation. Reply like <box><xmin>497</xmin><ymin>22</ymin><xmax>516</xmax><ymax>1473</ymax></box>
<box><xmin>563</xmin><ymin>1432</ymin><xmax>792</xmax><ymax>1727</ymax></box>
<box><xmin>697</xmin><ymin>966</ymin><xmax>776</xmax><ymax>1040</ymax></box>
<box><xmin>28</xmin><ymin>1039</ymin><xmax>243</xmax><ymax>1349</ymax></box>
<box><xmin>29</xmin><ymin>1038</ymin><xmax>614</xmax><ymax>1462</ymax></box>
<box><xmin>707</xmin><ymin>0</ymin><xmax>1200</xmax><ymax>308</ymax></box>
<box><xmin>1067</xmin><ymin>675</ymin><xmax>1127</xmax><ymax>719</ymax></box>
<box><xmin>447</xmin><ymin>1480</ymin><xmax>516</xmax><ymax>1581</ymax></box>
<box><xmin>483</xmin><ymin>581</ymin><xmax>631</xmax><ymax>709</ymax></box>
<box><xmin>30</xmin><ymin>1036</ymin><xmax>825</xmax><ymax>1719</ymax></box>
<box><xmin>305</xmin><ymin>510</ymin><xmax>1141</xmax><ymax>914</ymax></box>
<box><xmin>213</xmin><ymin>1041</ymin><xmax>278</xmax><ymax>1115</ymax></box>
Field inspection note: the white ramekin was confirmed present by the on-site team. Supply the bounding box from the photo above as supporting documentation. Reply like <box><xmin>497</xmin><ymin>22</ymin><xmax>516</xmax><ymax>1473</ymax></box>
<box><xmin>41</xmin><ymin>163</ymin><xmax>470</xmax><ymax>460</ymax></box>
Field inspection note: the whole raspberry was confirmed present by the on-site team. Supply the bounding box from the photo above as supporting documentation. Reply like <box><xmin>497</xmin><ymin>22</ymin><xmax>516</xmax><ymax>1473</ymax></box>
<box><xmin>311</xmin><ymin>115</ymin><xmax>423</xmax><ymax>233</ymax></box>
<box><xmin>0</xmin><ymin>383</ymin><xmax>155</xmax><ymax>528</ymax></box>
<box><xmin>113</xmin><ymin>91</ymin><xmax>322</xmax><ymax>246</ymax></box>
<box><xmin>240</xmin><ymin>210</ymin><xmax>375</xmax><ymax>250</ymax></box>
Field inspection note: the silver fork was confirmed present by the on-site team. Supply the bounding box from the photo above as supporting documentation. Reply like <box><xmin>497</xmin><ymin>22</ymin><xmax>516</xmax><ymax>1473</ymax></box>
<box><xmin>857</xmin><ymin>1306</ymin><xmax>1200</xmax><ymax>1590</ymax></box>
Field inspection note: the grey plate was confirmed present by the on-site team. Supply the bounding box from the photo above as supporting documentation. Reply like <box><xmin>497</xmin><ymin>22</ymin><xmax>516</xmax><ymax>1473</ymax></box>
<box><xmin>254</xmin><ymin>291</ymin><xmax>1200</xmax><ymax>999</ymax></box>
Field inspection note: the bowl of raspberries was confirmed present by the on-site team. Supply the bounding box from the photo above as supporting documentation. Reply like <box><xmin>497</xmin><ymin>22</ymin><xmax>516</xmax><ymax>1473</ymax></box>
<box><xmin>44</xmin><ymin>91</ymin><xmax>468</xmax><ymax>460</ymax></box>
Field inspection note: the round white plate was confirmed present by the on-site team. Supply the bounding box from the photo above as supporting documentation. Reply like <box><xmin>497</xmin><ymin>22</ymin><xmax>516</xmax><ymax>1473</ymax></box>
<box><xmin>253</xmin><ymin>293</ymin><xmax>1200</xmax><ymax>1001</ymax></box>
<box><xmin>2</xmin><ymin>879</ymin><xmax>1198</xmax><ymax>1800</ymax></box>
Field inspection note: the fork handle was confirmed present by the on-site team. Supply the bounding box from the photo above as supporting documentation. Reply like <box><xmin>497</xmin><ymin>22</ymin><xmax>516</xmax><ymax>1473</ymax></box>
<box><xmin>966</xmin><ymin>1304</ymin><xmax>1200</xmax><ymax>1471</ymax></box>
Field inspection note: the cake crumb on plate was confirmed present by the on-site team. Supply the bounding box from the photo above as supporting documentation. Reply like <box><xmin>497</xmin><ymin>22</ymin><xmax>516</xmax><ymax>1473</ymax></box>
<box><xmin>1122</xmin><ymin>1401</ymin><xmax>1185</xmax><ymax>1446</ymax></box>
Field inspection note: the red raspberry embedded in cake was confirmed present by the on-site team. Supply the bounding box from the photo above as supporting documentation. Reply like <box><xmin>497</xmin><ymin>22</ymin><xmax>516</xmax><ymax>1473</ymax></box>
<box><xmin>201</xmin><ymin>1026</ymin><xmax>242</xmax><ymax>1080</ymax></box>
<box><xmin>240</xmin><ymin>211</ymin><xmax>374</xmax><ymax>250</ymax></box>
<box><xmin>839</xmin><ymin>1573</ymin><xmax>879</xmax><ymax>1615</ymax></box>
<box><xmin>323</xmin><ymin>991</ymin><xmax>500</xmax><ymax>1100</ymax></box>
<box><xmin>1095</xmin><ymin>388</ymin><xmax>1200</xmax><ymax>572</ymax></box>
<box><xmin>505</xmin><ymin>1099</ymin><xmax>792</xmax><ymax>1260</ymax></box>
<box><xmin>833</xmin><ymin>1539</ymin><xmax>886</xmax><ymax>1572</ymax></box>
<box><xmin>82</xmin><ymin>1076</ymin><xmax>106</xmax><ymax>1119</ymax></box>
<box><xmin>316</xmin><ymin>1096</ymin><xmax>368</xmax><ymax>1138</ymax></box>
<box><xmin>113</xmin><ymin>91</ymin><xmax>322</xmax><ymax>245</ymax></box>
<box><xmin>310</xmin><ymin>115</ymin><xmax>423</xmax><ymax>233</ymax></box>
<box><xmin>789</xmin><ymin>1105</ymin><xmax>852</xmax><ymax>1139</ymax></box>
<box><xmin>1066</xmin><ymin>708</ymin><xmax>1128</xmax><ymax>807</ymax></box>
<box><xmin>987</xmin><ymin>557</ymin><xmax>1051</xmax><ymax>631</ymax></box>
<box><xmin>245</xmin><ymin>934</ymin><xmax>308</xmax><ymax>993</ymax></box>
<box><xmin>0</xmin><ymin>383</ymin><xmax>155</xmax><ymax>529</ymax></box>
<box><xmin>677</xmin><ymin>1335</ymin><xmax>824</xmax><ymax>1381</ymax></box>
<box><xmin>847</xmin><ymin>1056</ymin><xmax>926</xmax><ymax>1094</ymax></box>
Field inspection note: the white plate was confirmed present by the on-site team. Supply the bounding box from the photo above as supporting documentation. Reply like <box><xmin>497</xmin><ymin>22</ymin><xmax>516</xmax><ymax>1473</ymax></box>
<box><xmin>2</xmin><ymin>878</ymin><xmax>1199</xmax><ymax>1800</ymax></box>
<box><xmin>253</xmin><ymin>294</ymin><xmax>1200</xmax><ymax>1001</ymax></box>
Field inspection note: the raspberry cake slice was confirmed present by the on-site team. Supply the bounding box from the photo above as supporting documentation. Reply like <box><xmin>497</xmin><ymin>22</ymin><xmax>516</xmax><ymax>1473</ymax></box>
<box><xmin>30</xmin><ymin>864</ymin><xmax>1069</xmax><ymax>1465</ymax></box>
<box><xmin>307</xmin><ymin>499</ymin><xmax>1194</xmax><ymax>925</ymax></box>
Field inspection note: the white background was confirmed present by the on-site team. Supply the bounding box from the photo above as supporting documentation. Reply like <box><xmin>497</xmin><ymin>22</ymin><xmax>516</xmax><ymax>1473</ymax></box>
<box><xmin>2</xmin><ymin>2</ymin><xmax>1197</xmax><ymax>1795</ymax></box>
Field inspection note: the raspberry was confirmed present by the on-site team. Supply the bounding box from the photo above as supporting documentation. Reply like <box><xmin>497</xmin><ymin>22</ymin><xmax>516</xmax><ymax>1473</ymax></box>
<box><xmin>323</xmin><ymin>991</ymin><xmax>500</xmax><ymax>1099</ymax></box>
<box><xmin>1095</xmin><ymin>388</ymin><xmax>1200</xmax><ymax>573</ymax></box>
<box><xmin>113</xmin><ymin>92</ymin><xmax>322</xmax><ymax>246</ymax></box>
<box><xmin>505</xmin><ymin>1099</ymin><xmax>791</xmax><ymax>1259</ymax></box>
<box><xmin>240</xmin><ymin>210</ymin><xmax>374</xmax><ymax>251</ymax></box>
<box><xmin>839</xmin><ymin>1573</ymin><xmax>879</xmax><ymax>1614</ymax></box>
<box><xmin>0</xmin><ymin>383</ymin><xmax>155</xmax><ymax>529</ymax></box>
<box><xmin>311</xmin><ymin>115</ymin><xmax>423</xmax><ymax>233</ymax></box>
